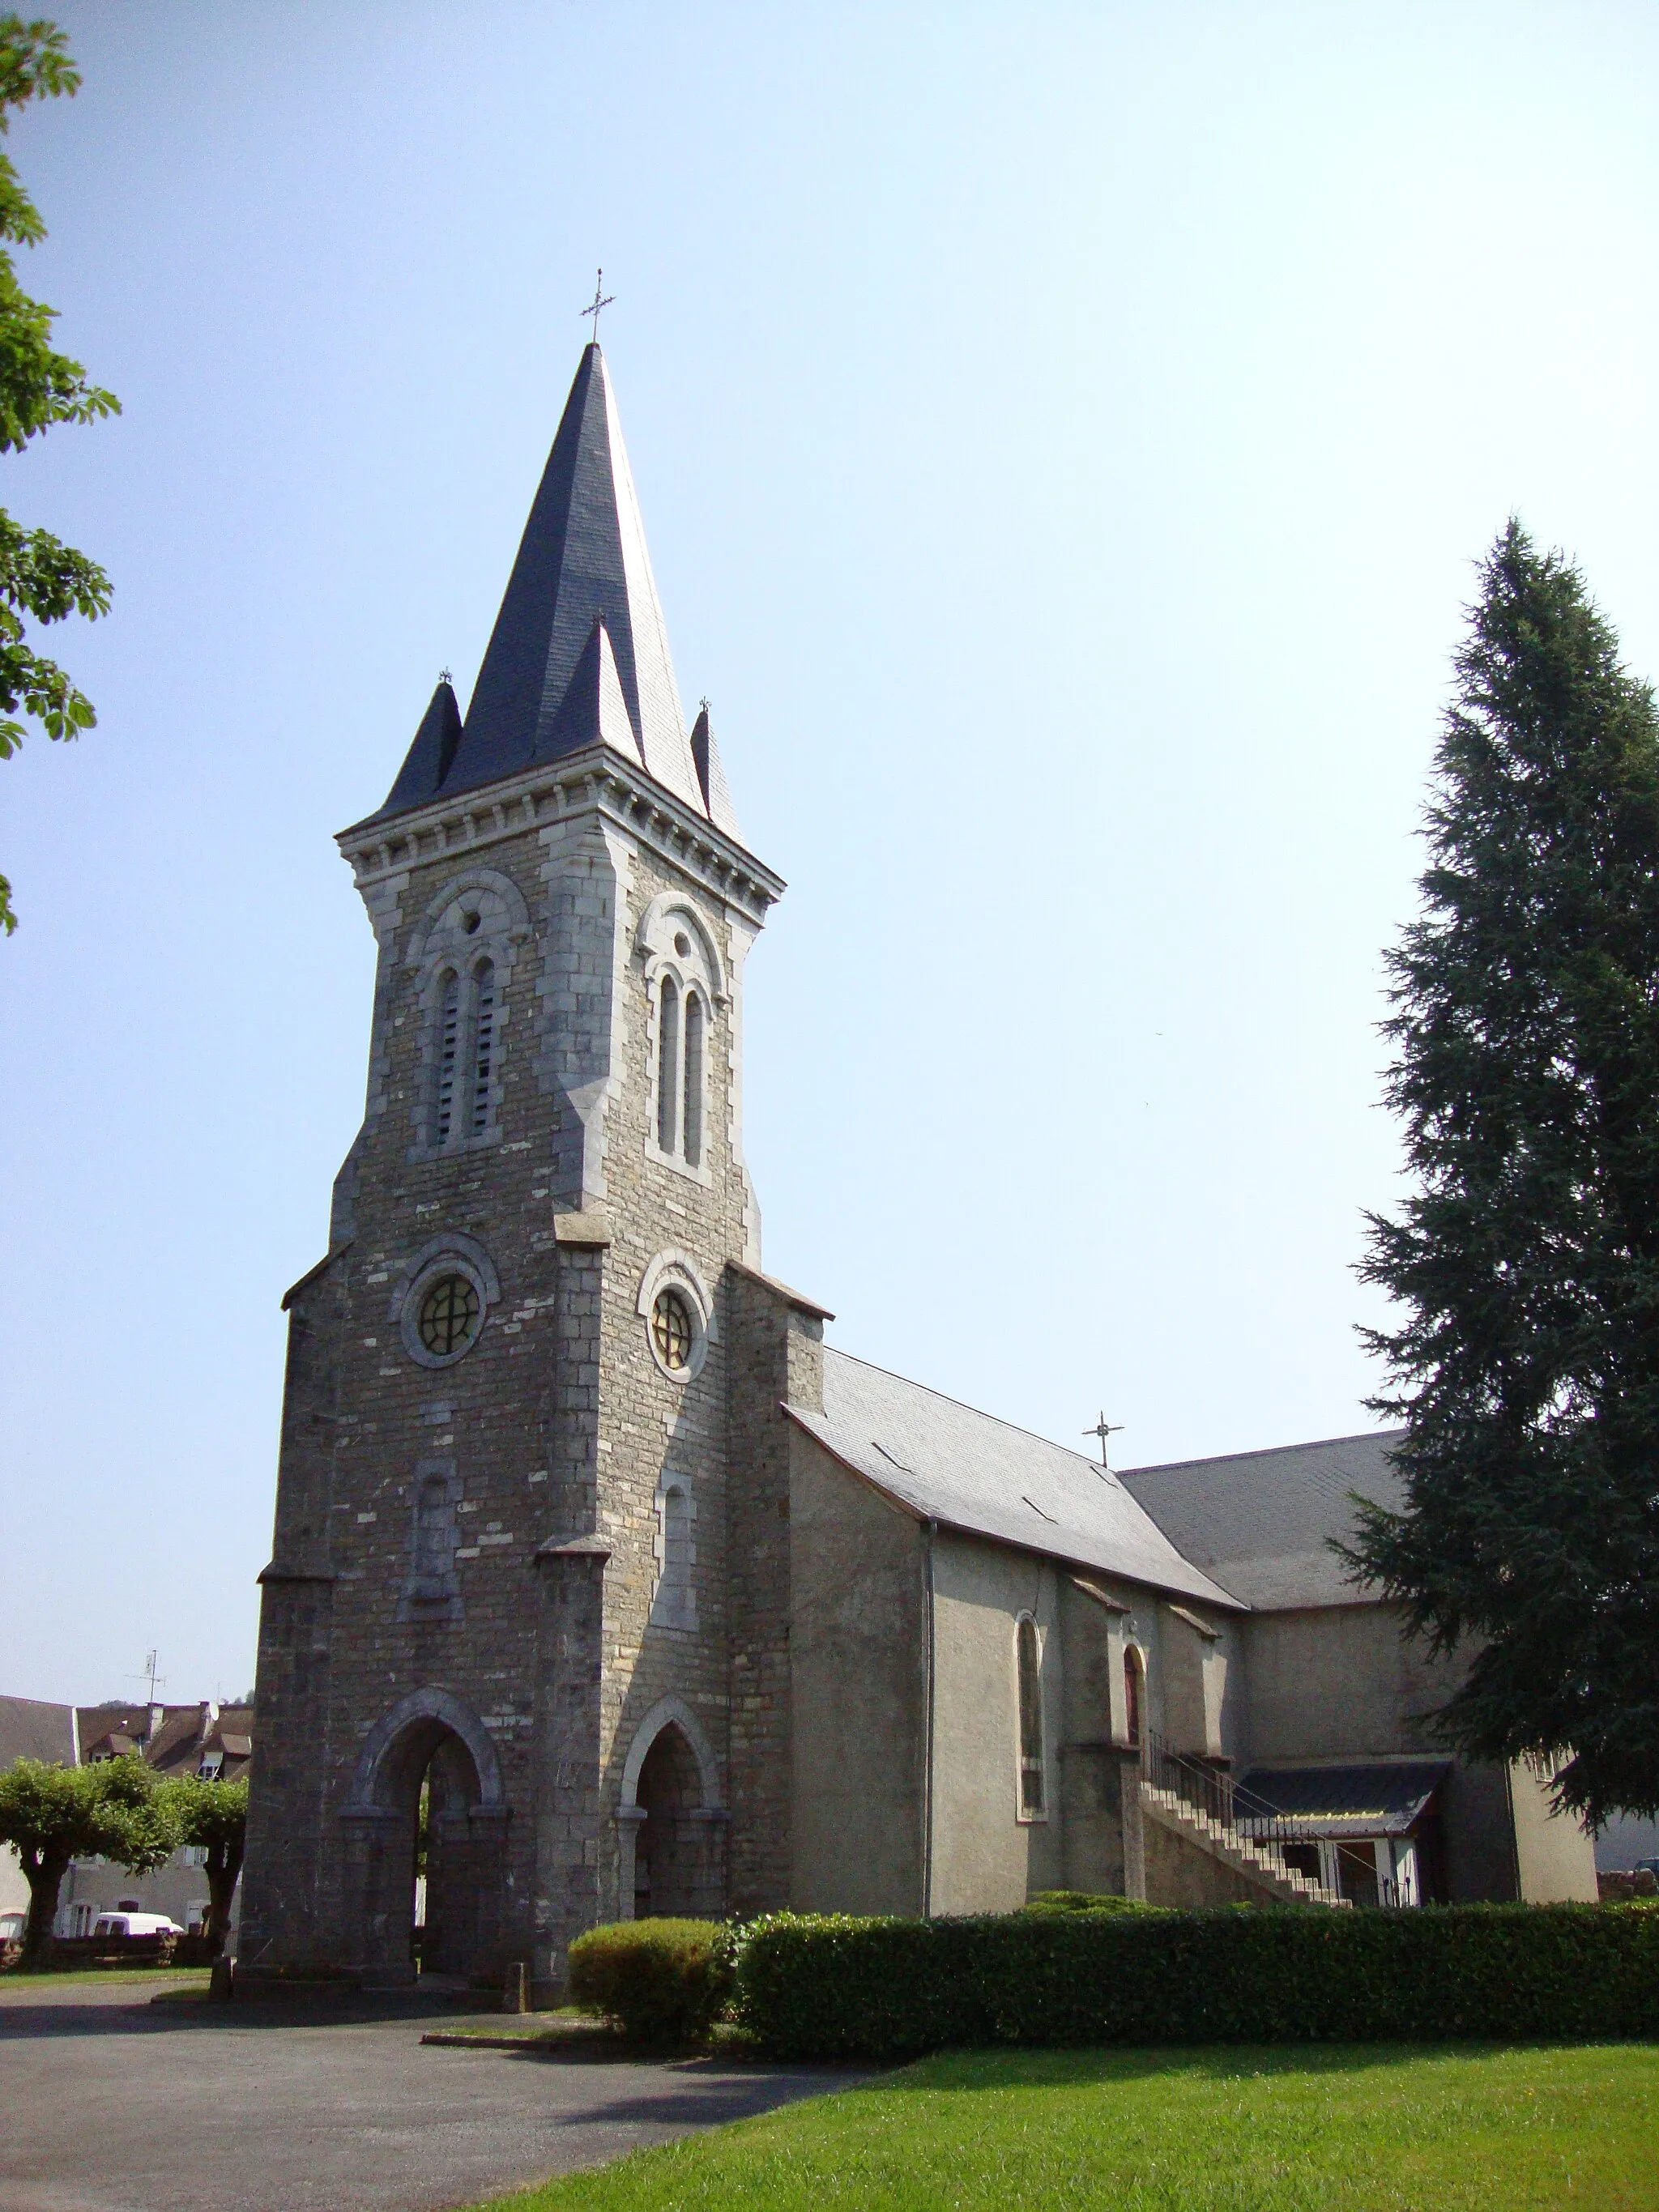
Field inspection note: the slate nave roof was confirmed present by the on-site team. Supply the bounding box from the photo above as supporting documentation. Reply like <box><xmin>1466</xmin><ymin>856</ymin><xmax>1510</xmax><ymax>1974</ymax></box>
<box><xmin>787</xmin><ymin>1349</ymin><xmax>1405</xmax><ymax>1614</ymax></box>
<box><xmin>787</xmin><ymin>1349</ymin><xmax>1243</xmax><ymax>1610</ymax></box>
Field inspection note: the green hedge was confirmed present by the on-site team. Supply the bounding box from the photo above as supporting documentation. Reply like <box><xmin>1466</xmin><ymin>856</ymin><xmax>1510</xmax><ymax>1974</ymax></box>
<box><xmin>567</xmin><ymin>1919</ymin><xmax>735</xmax><ymax>2043</ymax></box>
<box><xmin>1021</xmin><ymin>1890</ymin><xmax>1162</xmax><ymax>1916</ymax></box>
<box><xmin>734</xmin><ymin>1904</ymin><xmax>1659</xmax><ymax>2061</ymax></box>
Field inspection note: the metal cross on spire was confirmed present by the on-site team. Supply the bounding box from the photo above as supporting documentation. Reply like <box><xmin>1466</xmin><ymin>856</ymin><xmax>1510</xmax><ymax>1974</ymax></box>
<box><xmin>1084</xmin><ymin>1411</ymin><xmax>1124</xmax><ymax>1470</ymax></box>
<box><xmin>581</xmin><ymin>268</ymin><xmax>615</xmax><ymax>345</ymax></box>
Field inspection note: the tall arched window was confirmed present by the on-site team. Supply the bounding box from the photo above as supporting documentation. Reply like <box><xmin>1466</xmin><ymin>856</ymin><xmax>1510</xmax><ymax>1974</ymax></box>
<box><xmin>469</xmin><ymin>961</ymin><xmax>496</xmax><ymax>1137</ymax></box>
<box><xmin>657</xmin><ymin>976</ymin><xmax>680</xmax><ymax>1153</ymax></box>
<box><xmin>1124</xmin><ymin>1646</ymin><xmax>1144</xmax><ymax>1750</ymax></box>
<box><xmin>1016</xmin><ymin>1616</ymin><xmax>1046</xmax><ymax>1817</ymax></box>
<box><xmin>434</xmin><ymin>972</ymin><xmax>461</xmax><ymax>1147</ymax></box>
<box><xmin>682</xmin><ymin>993</ymin><xmax>705</xmax><ymax>1167</ymax></box>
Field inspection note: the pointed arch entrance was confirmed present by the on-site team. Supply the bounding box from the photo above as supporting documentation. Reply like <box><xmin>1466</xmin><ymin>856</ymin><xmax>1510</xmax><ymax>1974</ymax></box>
<box><xmin>339</xmin><ymin>1687</ymin><xmax>510</xmax><ymax>1980</ymax></box>
<box><xmin>616</xmin><ymin>1697</ymin><xmax>727</xmax><ymax>1921</ymax></box>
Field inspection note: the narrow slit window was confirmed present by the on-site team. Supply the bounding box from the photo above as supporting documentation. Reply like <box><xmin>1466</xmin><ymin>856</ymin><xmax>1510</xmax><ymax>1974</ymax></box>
<box><xmin>434</xmin><ymin>972</ymin><xmax>460</xmax><ymax>1147</ymax></box>
<box><xmin>682</xmin><ymin>993</ymin><xmax>704</xmax><ymax>1166</ymax></box>
<box><xmin>1017</xmin><ymin>1616</ymin><xmax>1045</xmax><ymax>1816</ymax></box>
<box><xmin>413</xmin><ymin>1476</ymin><xmax>452</xmax><ymax>1593</ymax></box>
<box><xmin>656</xmin><ymin>1481</ymin><xmax>695</xmax><ymax>1626</ymax></box>
<box><xmin>667</xmin><ymin>1481</ymin><xmax>690</xmax><ymax>1579</ymax></box>
<box><xmin>469</xmin><ymin>961</ymin><xmax>496</xmax><ymax>1136</ymax></box>
<box><xmin>657</xmin><ymin>977</ymin><xmax>680</xmax><ymax>1153</ymax></box>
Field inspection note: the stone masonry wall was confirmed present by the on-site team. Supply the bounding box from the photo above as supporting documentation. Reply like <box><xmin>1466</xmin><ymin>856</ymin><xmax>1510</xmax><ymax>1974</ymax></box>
<box><xmin>245</xmin><ymin>781</ymin><xmax>782</xmax><ymax>1988</ymax></box>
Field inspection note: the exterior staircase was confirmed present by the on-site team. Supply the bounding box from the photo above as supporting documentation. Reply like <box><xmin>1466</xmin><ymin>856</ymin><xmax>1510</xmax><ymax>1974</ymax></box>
<box><xmin>1137</xmin><ymin>1736</ymin><xmax>1348</xmax><ymax>1908</ymax></box>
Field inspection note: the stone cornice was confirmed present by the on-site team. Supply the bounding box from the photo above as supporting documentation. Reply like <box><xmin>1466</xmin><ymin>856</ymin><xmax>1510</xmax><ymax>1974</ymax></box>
<box><xmin>336</xmin><ymin>742</ymin><xmax>785</xmax><ymax>924</ymax></box>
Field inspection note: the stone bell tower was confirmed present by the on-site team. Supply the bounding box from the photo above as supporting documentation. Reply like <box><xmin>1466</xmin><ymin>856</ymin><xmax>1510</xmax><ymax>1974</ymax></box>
<box><xmin>240</xmin><ymin>343</ymin><xmax>825</xmax><ymax>1992</ymax></box>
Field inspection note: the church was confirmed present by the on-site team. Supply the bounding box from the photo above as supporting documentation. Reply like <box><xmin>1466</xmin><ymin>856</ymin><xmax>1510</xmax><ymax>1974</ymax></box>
<box><xmin>239</xmin><ymin>343</ymin><xmax>1596</xmax><ymax>1993</ymax></box>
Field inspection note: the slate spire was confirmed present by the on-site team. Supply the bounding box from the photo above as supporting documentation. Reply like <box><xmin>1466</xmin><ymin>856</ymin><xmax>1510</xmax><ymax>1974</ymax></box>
<box><xmin>377</xmin><ymin>676</ymin><xmax>463</xmax><ymax>816</ymax></box>
<box><xmin>374</xmin><ymin>342</ymin><xmax>708</xmax><ymax>819</ymax></box>
<box><xmin>689</xmin><ymin>701</ymin><xmax>740</xmax><ymax>838</ymax></box>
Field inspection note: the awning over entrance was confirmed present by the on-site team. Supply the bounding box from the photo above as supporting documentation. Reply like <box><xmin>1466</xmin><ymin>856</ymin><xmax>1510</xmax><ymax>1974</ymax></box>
<box><xmin>1235</xmin><ymin>1762</ymin><xmax>1450</xmax><ymax>1840</ymax></box>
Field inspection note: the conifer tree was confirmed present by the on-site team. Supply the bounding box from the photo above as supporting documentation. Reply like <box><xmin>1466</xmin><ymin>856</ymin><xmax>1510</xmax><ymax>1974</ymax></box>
<box><xmin>1351</xmin><ymin>520</ymin><xmax>1659</xmax><ymax>1827</ymax></box>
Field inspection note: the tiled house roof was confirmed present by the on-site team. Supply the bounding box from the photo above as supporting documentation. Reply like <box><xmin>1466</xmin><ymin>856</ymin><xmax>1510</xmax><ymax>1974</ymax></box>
<box><xmin>0</xmin><ymin>1694</ymin><xmax>76</xmax><ymax>1767</ymax></box>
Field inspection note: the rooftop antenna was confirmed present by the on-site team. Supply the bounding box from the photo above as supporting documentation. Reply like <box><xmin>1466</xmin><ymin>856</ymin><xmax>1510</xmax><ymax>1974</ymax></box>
<box><xmin>581</xmin><ymin>267</ymin><xmax>615</xmax><ymax>346</ymax></box>
<box><xmin>1083</xmin><ymin>1411</ymin><xmax>1124</xmax><ymax>1473</ymax></box>
<box><xmin>128</xmin><ymin>1650</ymin><xmax>166</xmax><ymax>1721</ymax></box>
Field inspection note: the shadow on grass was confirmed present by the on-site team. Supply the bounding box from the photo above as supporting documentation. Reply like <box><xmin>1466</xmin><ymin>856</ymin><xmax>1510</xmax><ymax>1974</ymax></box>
<box><xmin>871</xmin><ymin>2039</ymin><xmax>1640</xmax><ymax>2091</ymax></box>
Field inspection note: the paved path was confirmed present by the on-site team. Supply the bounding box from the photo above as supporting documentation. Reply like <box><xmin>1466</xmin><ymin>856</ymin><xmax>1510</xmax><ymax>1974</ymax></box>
<box><xmin>0</xmin><ymin>1981</ymin><xmax>859</xmax><ymax>2212</ymax></box>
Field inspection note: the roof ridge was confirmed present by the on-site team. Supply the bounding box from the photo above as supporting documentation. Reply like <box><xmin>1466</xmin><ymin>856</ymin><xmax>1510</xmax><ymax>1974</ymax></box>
<box><xmin>1120</xmin><ymin>1427</ymin><xmax>1406</xmax><ymax>1480</ymax></box>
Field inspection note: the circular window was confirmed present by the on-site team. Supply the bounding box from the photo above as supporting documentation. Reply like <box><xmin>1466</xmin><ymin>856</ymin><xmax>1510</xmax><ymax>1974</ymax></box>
<box><xmin>650</xmin><ymin>1289</ymin><xmax>693</xmax><ymax>1371</ymax></box>
<box><xmin>418</xmin><ymin>1274</ymin><xmax>480</xmax><ymax>1357</ymax></box>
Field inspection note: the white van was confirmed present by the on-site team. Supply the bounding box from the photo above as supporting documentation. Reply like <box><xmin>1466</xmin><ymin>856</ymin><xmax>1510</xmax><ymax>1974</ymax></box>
<box><xmin>91</xmin><ymin>1913</ymin><xmax>183</xmax><ymax>1939</ymax></box>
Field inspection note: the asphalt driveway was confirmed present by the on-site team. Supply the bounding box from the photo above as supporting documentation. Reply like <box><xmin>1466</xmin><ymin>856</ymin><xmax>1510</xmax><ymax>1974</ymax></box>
<box><xmin>0</xmin><ymin>1980</ymin><xmax>859</xmax><ymax>2212</ymax></box>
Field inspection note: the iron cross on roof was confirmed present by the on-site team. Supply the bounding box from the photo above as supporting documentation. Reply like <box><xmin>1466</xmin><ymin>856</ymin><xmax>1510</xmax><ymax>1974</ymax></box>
<box><xmin>1084</xmin><ymin>1411</ymin><xmax>1124</xmax><ymax>1471</ymax></box>
<box><xmin>581</xmin><ymin>268</ymin><xmax>615</xmax><ymax>343</ymax></box>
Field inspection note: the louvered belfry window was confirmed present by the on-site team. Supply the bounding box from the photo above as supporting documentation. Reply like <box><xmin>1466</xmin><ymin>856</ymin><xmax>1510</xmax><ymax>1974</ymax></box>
<box><xmin>657</xmin><ymin>976</ymin><xmax>680</xmax><ymax>1152</ymax></box>
<box><xmin>470</xmin><ymin>961</ymin><xmax>496</xmax><ymax>1136</ymax></box>
<box><xmin>682</xmin><ymin>993</ymin><xmax>705</xmax><ymax>1166</ymax></box>
<box><xmin>1017</xmin><ymin>1617</ymin><xmax>1046</xmax><ymax>1815</ymax></box>
<box><xmin>434</xmin><ymin>971</ymin><xmax>461</xmax><ymax>1146</ymax></box>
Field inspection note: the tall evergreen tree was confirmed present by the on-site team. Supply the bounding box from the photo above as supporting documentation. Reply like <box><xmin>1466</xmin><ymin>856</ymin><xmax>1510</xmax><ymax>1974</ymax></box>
<box><xmin>1350</xmin><ymin>520</ymin><xmax>1659</xmax><ymax>1827</ymax></box>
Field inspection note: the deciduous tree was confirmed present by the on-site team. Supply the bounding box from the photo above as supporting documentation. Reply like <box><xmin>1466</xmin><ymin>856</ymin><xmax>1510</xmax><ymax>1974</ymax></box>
<box><xmin>0</xmin><ymin>14</ymin><xmax>117</xmax><ymax>935</ymax></box>
<box><xmin>1350</xmin><ymin>519</ymin><xmax>1659</xmax><ymax>1827</ymax></box>
<box><xmin>0</xmin><ymin>1756</ymin><xmax>173</xmax><ymax>1963</ymax></box>
<box><xmin>159</xmin><ymin>1775</ymin><xmax>247</xmax><ymax>1957</ymax></box>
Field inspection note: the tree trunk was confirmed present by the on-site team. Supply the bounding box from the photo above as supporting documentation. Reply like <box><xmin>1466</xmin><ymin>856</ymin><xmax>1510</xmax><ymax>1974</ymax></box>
<box><xmin>21</xmin><ymin>1847</ymin><xmax>69</xmax><ymax>1967</ymax></box>
<box><xmin>203</xmin><ymin>1840</ymin><xmax>245</xmax><ymax>1956</ymax></box>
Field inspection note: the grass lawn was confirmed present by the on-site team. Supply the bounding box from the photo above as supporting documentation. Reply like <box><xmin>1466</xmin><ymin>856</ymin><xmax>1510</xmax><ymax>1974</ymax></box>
<box><xmin>0</xmin><ymin>1966</ymin><xmax>211</xmax><ymax>1992</ymax></box>
<box><xmin>470</xmin><ymin>2042</ymin><xmax>1659</xmax><ymax>2211</ymax></box>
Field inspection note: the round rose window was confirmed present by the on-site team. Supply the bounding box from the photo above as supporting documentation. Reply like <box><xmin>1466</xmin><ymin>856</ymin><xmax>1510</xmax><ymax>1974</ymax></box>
<box><xmin>418</xmin><ymin>1273</ymin><xmax>480</xmax><ymax>1357</ymax></box>
<box><xmin>650</xmin><ymin>1288</ymin><xmax>693</xmax><ymax>1371</ymax></box>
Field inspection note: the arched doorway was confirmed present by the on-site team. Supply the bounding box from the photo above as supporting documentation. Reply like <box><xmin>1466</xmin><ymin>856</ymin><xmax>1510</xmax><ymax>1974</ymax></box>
<box><xmin>617</xmin><ymin>1697</ymin><xmax>727</xmax><ymax>1922</ymax></box>
<box><xmin>634</xmin><ymin>1725</ymin><xmax>706</xmax><ymax>1917</ymax></box>
<box><xmin>341</xmin><ymin>1688</ymin><xmax>508</xmax><ymax>1980</ymax></box>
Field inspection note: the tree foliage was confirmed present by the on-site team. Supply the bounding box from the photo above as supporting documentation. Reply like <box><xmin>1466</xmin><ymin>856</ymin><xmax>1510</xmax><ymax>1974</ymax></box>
<box><xmin>0</xmin><ymin>1756</ymin><xmax>172</xmax><ymax>1963</ymax></box>
<box><xmin>1349</xmin><ymin>519</ymin><xmax>1659</xmax><ymax>1826</ymax></box>
<box><xmin>159</xmin><ymin>1774</ymin><xmax>247</xmax><ymax>1956</ymax></box>
<box><xmin>0</xmin><ymin>14</ymin><xmax>117</xmax><ymax>936</ymax></box>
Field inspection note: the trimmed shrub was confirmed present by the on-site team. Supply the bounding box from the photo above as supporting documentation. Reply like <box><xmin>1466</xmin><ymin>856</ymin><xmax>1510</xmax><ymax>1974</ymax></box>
<box><xmin>568</xmin><ymin>1918</ymin><xmax>735</xmax><ymax>2043</ymax></box>
<box><xmin>1021</xmin><ymin>1891</ymin><xmax>1162</xmax><ymax>1916</ymax></box>
<box><xmin>734</xmin><ymin>1903</ymin><xmax>1659</xmax><ymax>2061</ymax></box>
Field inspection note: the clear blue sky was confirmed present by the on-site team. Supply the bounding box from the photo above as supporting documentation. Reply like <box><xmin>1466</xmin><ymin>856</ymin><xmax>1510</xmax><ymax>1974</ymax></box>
<box><xmin>4</xmin><ymin>2</ymin><xmax>1658</xmax><ymax>1703</ymax></box>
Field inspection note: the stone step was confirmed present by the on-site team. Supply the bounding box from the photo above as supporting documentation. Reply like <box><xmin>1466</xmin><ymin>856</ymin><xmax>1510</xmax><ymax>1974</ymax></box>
<box><xmin>1137</xmin><ymin>1782</ymin><xmax>1346</xmax><ymax>1907</ymax></box>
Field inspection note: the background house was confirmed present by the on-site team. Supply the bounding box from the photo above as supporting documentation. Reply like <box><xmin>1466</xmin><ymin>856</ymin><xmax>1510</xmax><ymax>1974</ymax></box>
<box><xmin>0</xmin><ymin>1695</ymin><xmax>252</xmax><ymax>1937</ymax></box>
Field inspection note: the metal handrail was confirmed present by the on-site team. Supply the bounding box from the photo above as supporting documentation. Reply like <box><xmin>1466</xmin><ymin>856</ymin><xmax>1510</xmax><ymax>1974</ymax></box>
<box><xmin>1137</xmin><ymin>1731</ymin><xmax>1333</xmax><ymax>1888</ymax></box>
